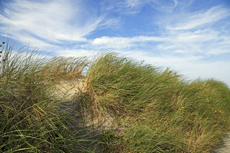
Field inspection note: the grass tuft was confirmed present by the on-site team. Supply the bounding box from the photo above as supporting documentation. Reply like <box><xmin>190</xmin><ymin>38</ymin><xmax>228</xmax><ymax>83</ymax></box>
<box><xmin>0</xmin><ymin>42</ymin><xmax>90</xmax><ymax>152</ymax></box>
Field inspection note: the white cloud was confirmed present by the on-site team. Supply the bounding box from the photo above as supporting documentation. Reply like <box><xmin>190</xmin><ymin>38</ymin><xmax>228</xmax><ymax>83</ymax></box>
<box><xmin>148</xmin><ymin>0</ymin><xmax>178</xmax><ymax>13</ymax></box>
<box><xmin>1</xmin><ymin>0</ymin><xmax>83</xmax><ymax>42</ymax></box>
<box><xmin>126</xmin><ymin>50</ymin><xmax>204</xmax><ymax>68</ymax></box>
<box><xmin>167</xmin><ymin>6</ymin><xmax>230</xmax><ymax>30</ymax></box>
<box><xmin>125</xmin><ymin>0</ymin><xmax>141</xmax><ymax>8</ymax></box>
<box><xmin>112</xmin><ymin>0</ymin><xmax>143</xmax><ymax>14</ymax></box>
<box><xmin>108</xmin><ymin>0</ymin><xmax>178</xmax><ymax>15</ymax></box>
<box><xmin>0</xmin><ymin>0</ymin><xmax>117</xmax><ymax>45</ymax></box>
<box><xmin>56</xmin><ymin>48</ymin><xmax>98</xmax><ymax>58</ymax></box>
<box><xmin>173</xmin><ymin>0</ymin><xmax>178</xmax><ymax>6</ymax></box>
<box><xmin>89</xmin><ymin>28</ymin><xmax>230</xmax><ymax>55</ymax></box>
<box><xmin>207</xmin><ymin>47</ymin><xmax>230</xmax><ymax>55</ymax></box>
<box><xmin>90</xmin><ymin>30</ymin><xmax>220</xmax><ymax>46</ymax></box>
<box><xmin>181</xmin><ymin>61</ymin><xmax>230</xmax><ymax>87</ymax></box>
<box><xmin>91</xmin><ymin>36</ymin><xmax>165</xmax><ymax>49</ymax></box>
<box><xmin>171</xmin><ymin>31</ymin><xmax>216</xmax><ymax>43</ymax></box>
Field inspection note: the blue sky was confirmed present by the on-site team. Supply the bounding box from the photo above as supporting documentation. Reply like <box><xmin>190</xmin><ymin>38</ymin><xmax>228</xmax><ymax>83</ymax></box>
<box><xmin>0</xmin><ymin>0</ymin><xmax>230</xmax><ymax>87</ymax></box>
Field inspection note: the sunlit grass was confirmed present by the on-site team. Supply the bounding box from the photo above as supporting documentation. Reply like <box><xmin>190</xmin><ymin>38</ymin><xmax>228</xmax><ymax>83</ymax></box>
<box><xmin>0</xmin><ymin>42</ymin><xmax>91</xmax><ymax>152</ymax></box>
<box><xmin>79</xmin><ymin>52</ymin><xmax>230</xmax><ymax>152</ymax></box>
<box><xmin>1</xmin><ymin>42</ymin><xmax>230</xmax><ymax>152</ymax></box>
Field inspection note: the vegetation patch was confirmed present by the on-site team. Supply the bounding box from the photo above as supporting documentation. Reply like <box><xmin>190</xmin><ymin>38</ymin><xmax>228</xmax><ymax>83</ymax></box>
<box><xmin>1</xmin><ymin>42</ymin><xmax>230</xmax><ymax>152</ymax></box>
<box><xmin>79</xmin><ymin>52</ymin><xmax>230</xmax><ymax>152</ymax></box>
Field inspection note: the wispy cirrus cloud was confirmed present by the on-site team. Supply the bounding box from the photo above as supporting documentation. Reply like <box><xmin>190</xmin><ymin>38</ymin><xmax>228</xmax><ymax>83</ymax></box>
<box><xmin>165</xmin><ymin>6</ymin><xmax>230</xmax><ymax>30</ymax></box>
<box><xmin>148</xmin><ymin>0</ymin><xmax>179</xmax><ymax>13</ymax></box>
<box><xmin>56</xmin><ymin>48</ymin><xmax>98</xmax><ymax>58</ymax></box>
<box><xmin>0</xmin><ymin>0</ymin><xmax>118</xmax><ymax>46</ymax></box>
<box><xmin>103</xmin><ymin>0</ymin><xmax>179</xmax><ymax>15</ymax></box>
<box><xmin>86</xmin><ymin>27</ymin><xmax>230</xmax><ymax>56</ymax></box>
<box><xmin>124</xmin><ymin>0</ymin><xmax>141</xmax><ymax>8</ymax></box>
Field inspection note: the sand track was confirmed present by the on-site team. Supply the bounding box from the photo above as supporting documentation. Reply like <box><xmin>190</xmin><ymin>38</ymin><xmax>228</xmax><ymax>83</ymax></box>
<box><xmin>54</xmin><ymin>78</ymin><xmax>119</xmax><ymax>152</ymax></box>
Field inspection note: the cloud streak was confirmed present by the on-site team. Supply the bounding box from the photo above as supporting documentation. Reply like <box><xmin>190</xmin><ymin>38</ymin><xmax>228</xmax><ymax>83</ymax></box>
<box><xmin>165</xmin><ymin>6</ymin><xmax>230</xmax><ymax>30</ymax></box>
<box><xmin>0</xmin><ymin>0</ymin><xmax>118</xmax><ymax>45</ymax></box>
<box><xmin>87</xmin><ymin>27</ymin><xmax>230</xmax><ymax>56</ymax></box>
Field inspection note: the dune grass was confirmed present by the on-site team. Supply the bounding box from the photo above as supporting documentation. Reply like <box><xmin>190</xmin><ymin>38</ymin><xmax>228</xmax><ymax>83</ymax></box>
<box><xmin>79</xmin><ymin>52</ymin><xmax>230</xmax><ymax>152</ymax></box>
<box><xmin>1</xmin><ymin>42</ymin><xmax>230</xmax><ymax>153</ymax></box>
<box><xmin>0</xmin><ymin>42</ymin><xmax>91</xmax><ymax>152</ymax></box>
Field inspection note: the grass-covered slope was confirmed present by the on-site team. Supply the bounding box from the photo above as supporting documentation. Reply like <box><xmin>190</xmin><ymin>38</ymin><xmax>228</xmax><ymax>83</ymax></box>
<box><xmin>80</xmin><ymin>52</ymin><xmax>230</xmax><ymax>152</ymax></box>
<box><xmin>0</xmin><ymin>42</ymin><xmax>90</xmax><ymax>152</ymax></box>
<box><xmin>1</xmin><ymin>42</ymin><xmax>230</xmax><ymax>153</ymax></box>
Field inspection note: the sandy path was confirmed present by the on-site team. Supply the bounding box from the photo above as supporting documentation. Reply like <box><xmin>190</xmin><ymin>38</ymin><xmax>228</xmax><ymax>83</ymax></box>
<box><xmin>55</xmin><ymin>78</ymin><xmax>118</xmax><ymax>132</ymax></box>
<box><xmin>58</xmin><ymin>99</ymin><xmax>102</xmax><ymax>152</ymax></box>
<box><xmin>54</xmin><ymin>78</ymin><xmax>119</xmax><ymax>153</ymax></box>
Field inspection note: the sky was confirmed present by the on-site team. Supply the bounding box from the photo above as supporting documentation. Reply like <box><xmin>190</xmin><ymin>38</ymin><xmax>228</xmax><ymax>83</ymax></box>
<box><xmin>0</xmin><ymin>0</ymin><xmax>230</xmax><ymax>88</ymax></box>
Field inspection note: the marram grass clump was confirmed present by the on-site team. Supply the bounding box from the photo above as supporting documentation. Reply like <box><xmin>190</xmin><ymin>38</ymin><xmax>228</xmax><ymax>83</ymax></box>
<box><xmin>1</xmin><ymin>42</ymin><xmax>230</xmax><ymax>153</ymax></box>
<box><xmin>78</xmin><ymin>52</ymin><xmax>230</xmax><ymax>152</ymax></box>
<box><xmin>0</xmin><ymin>42</ymin><xmax>91</xmax><ymax>152</ymax></box>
